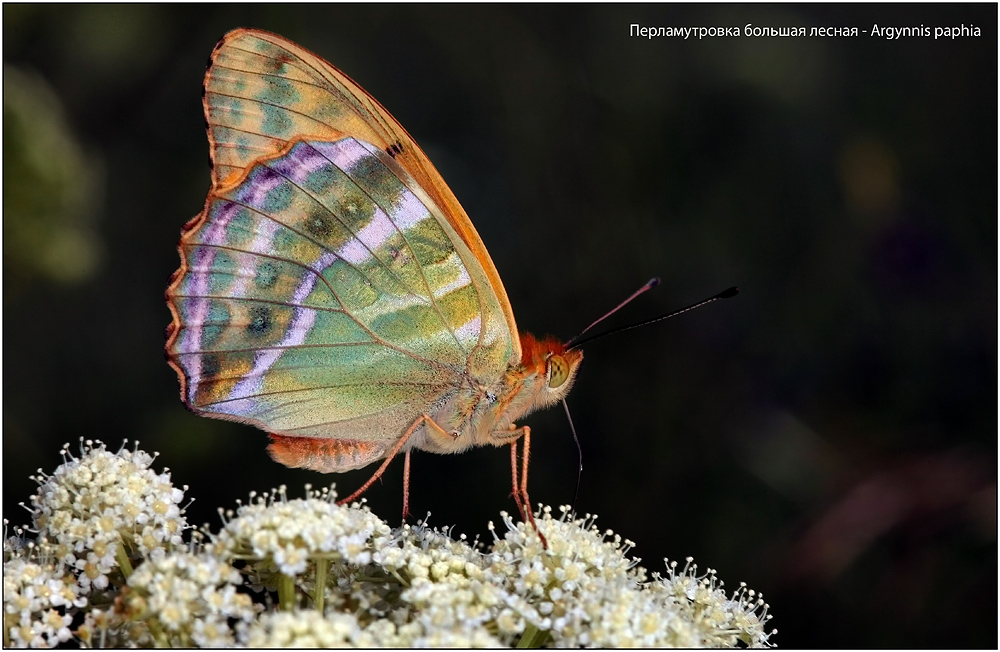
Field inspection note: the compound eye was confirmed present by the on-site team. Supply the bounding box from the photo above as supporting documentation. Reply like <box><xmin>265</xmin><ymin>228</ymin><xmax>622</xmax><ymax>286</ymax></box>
<box><xmin>548</xmin><ymin>354</ymin><xmax>570</xmax><ymax>388</ymax></box>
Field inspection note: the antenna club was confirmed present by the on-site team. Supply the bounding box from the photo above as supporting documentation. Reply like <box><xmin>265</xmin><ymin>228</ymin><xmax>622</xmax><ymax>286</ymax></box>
<box><xmin>719</xmin><ymin>286</ymin><xmax>739</xmax><ymax>299</ymax></box>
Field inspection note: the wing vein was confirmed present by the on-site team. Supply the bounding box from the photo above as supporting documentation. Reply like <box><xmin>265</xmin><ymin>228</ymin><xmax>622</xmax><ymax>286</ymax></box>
<box><xmin>181</xmin><ymin>209</ymin><xmax>457</xmax><ymax>376</ymax></box>
<box><xmin>206</xmin><ymin>89</ymin><xmax>339</xmax><ymax>136</ymax></box>
<box><xmin>220</xmin><ymin>39</ymin><xmax>397</xmax><ymax>141</ymax></box>
<box><xmin>172</xmin><ymin>341</ymin><xmax>377</xmax><ymax>356</ymax></box>
<box><xmin>204</xmin><ymin>380</ymin><xmax>444</xmax><ymax>405</ymax></box>
<box><xmin>301</xmin><ymin>141</ymin><xmax>469</xmax><ymax>355</ymax></box>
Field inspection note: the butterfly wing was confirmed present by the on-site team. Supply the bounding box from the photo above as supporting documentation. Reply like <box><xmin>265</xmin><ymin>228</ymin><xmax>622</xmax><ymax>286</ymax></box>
<box><xmin>166</xmin><ymin>30</ymin><xmax>519</xmax><ymax>471</ymax></box>
<box><xmin>203</xmin><ymin>27</ymin><xmax>519</xmax><ymax>358</ymax></box>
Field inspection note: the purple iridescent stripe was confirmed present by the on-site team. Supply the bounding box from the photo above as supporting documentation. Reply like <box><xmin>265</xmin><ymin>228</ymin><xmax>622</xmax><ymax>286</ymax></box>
<box><xmin>216</xmin><ymin>251</ymin><xmax>339</xmax><ymax>414</ymax></box>
<box><xmin>184</xmin><ymin>201</ymin><xmax>241</xmax><ymax>402</ymax></box>
<box><xmin>306</xmin><ymin>139</ymin><xmax>433</xmax><ymax>264</ymax></box>
<box><xmin>269</xmin><ymin>143</ymin><xmax>332</xmax><ymax>183</ymax></box>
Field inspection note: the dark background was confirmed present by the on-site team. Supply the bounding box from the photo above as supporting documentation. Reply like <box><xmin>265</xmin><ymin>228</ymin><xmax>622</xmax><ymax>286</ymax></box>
<box><xmin>4</xmin><ymin>4</ymin><xmax>996</xmax><ymax>647</ymax></box>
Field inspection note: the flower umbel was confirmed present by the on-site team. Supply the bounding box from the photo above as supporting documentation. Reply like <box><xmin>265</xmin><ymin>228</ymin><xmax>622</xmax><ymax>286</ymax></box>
<box><xmin>484</xmin><ymin>506</ymin><xmax>776</xmax><ymax>647</ymax></box>
<box><xmin>119</xmin><ymin>550</ymin><xmax>255</xmax><ymax>646</ymax></box>
<box><xmin>212</xmin><ymin>484</ymin><xmax>392</xmax><ymax>575</ymax></box>
<box><xmin>3</xmin><ymin>441</ymin><xmax>776</xmax><ymax>648</ymax></box>
<box><xmin>28</xmin><ymin>438</ymin><xmax>188</xmax><ymax>590</ymax></box>
<box><xmin>3</xmin><ymin>541</ymin><xmax>85</xmax><ymax>648</ymax></box>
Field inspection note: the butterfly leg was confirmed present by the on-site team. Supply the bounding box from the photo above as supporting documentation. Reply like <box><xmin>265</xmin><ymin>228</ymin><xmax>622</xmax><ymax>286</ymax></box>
<box><xmin>518</xmin><ymin>427</ymin><xmax>548</xmax><ymax>549</ymax></box>
<box><xmin>496</xmin><ymin>426</ymin><xmax>527</xmax><ymax>518</ymax></box>
<box><xmin>337</xmin><ymin>414</ymin><xmax>441</xmax><ymax>521</ymax></box>
<box><xmin>510</xmin><ymin>441</ymin><xmax>526</xmax><ymax>522</ymax></box>
<box><xmin>505</xmin><ymin>427</ymin><xmax>548</xmax><ymax>549</ymax></box>
<box><xmin>401</xmin><ymin>449</ymin><xmax>411</xmax><ymax>521</ymax></box>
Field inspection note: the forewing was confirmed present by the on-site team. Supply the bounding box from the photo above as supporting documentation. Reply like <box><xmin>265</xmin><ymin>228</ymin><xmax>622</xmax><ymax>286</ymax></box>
<box><xmin>204</xmin><ymin>28</ymin><xmax>520</xmax><ymax>362</ymax></box>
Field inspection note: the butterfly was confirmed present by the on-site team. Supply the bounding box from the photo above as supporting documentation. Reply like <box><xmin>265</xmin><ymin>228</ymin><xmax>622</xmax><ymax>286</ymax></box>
<box><xmin>165</xmin><ymin>28</ymin><xmax>582</xmax><ymax>539</ymax></box>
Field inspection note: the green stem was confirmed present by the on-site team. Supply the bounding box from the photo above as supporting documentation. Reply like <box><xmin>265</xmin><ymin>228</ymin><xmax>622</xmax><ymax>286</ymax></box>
<box><xmin>115</xmin><ymin>542</ymin><xmax>134</xmax><ymax>579</ymax></box>
<box><xmin>277</xmin><ymin>573</ymin><xmax>296</xmax><ymax>611</ymax></box>
<box><xmin>389</xmin><ymin>569</ymin><xmax>410</xmax><ymax>588</ymax></box>
<box><xmin>313</xmin><ymin>558</ymin><xmax>328</xmax><ymax>613</ymax></box>
<box><xmin>516</xmin><ymin>622</ymin><xmax>551</xmax><ymax>648</ymax></box>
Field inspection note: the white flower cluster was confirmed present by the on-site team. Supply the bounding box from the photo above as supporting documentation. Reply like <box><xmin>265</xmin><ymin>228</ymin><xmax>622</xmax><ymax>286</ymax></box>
<box><xmin>3</xmin><ymin>541</ymin><xmax>85</xmax><ymax>648</ymax></box>
<box><xmin>371</xmin><ymin>525</ymin><xmax>509</xmax><ymax>646</ymax></box>
<box><xmin>3</xmin><ymin>440</ymin><xmax>777</xmax><ymax>648</ymax></box>
<box><xmin>649</xmin><ymin>559</ymin><xmax>775</xmax><ymax>647</ymax></box>
<box><xmin>209</xmin><ymin>486</ymin><xmax>502</xmax><ymax>646</ymax></box>
<box><xmin>77</xmin><ymin>550</ymin><xmax>256</xmax><ymax>647</ymax></box>
<box><xmin>238</xmin><ymin>609</ymin><xmax>472</xmax><ymax>647</ymax></box>
<box><xmin>211</xmin><ymin>484</ymin><xmax>393</xmax><ymax>576</ymax></box>
<box><xmin>239</xmin><ymin>609</ymin><xmax>462</xmax><ymax>647</ymax></box>
<box><xmin>241</xmin><ymin>610</ymin><xmax>365</xmax><ymax>647</ymax></box>
<box><xmin>481</xmin><ymin>506</ymin><xmax>776</xmax><ymax>647</ymax></box>
<box><xmin>28</xmin><ymin>439</ymin><xmax>188</xmax><ymax>591</ymax></box>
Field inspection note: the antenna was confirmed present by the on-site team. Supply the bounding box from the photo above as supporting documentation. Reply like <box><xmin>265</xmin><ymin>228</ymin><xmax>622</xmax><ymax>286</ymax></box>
<box><xmin>565</xmin><ymin>277</ymin><xmax>660</xmax><ymax>348</ymax></box>
<box><xmin>567</xmin><ymin>286</ymin><xmax>739</xmax><ymax>350</ymax></box>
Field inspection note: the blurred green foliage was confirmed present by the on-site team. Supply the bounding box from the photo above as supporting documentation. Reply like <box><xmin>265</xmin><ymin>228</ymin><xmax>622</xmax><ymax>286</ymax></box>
<box><xmin>3</xmin><ymin>4</ymin><xmax>996</xmax><ymax>647</ymax></box>
<box><xmin>4</xmin><ymin>64</ymin><xmax>102</xmax><ymax>287</ymax></box>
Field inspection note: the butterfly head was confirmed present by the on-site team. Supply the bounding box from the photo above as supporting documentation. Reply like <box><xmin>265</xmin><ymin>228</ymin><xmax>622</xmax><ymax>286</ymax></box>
<box><xmin>517</xmin><ymin>333</ymin><xmax>584</xmax><ymax>413</ymax></box>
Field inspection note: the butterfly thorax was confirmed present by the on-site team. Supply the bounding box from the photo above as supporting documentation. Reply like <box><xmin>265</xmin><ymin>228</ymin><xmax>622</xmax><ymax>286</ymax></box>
<box><xmin>412</xmin><ymin>333</ymin><xmax>582</xmax><ymax>455</ymax></box>
<box><xmin>475</xmin><ymin>333</ymin><xmax>584</xmax><ymax>444</ymax></box>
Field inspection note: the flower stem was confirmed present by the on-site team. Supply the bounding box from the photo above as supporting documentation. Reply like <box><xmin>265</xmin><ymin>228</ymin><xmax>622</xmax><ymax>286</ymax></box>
<box><xmin>516</xmin><ymin>622</ymin><xmax>551</xmax><ymax>648</ymax></box>
<box><xmin>115</xmin><ymin>541</ymin><xmax>134</xmax><ymax>579</ymax></box>
<box><xmin>313</xmin><ymin>558</ymin><xmax>328</xmax><ymax>613</ymax></box>
<box><xmin>277</xmin><ymin>573</ymin><xmax>296</xmax><ymax>611</ymax></box>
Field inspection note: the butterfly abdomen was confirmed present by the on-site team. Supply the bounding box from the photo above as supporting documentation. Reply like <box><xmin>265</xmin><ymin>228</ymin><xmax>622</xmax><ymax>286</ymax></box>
<box><xmin>268</xmin><ymin>435</ymin><xmax>388</xmax><ymax>473</ymax></box>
